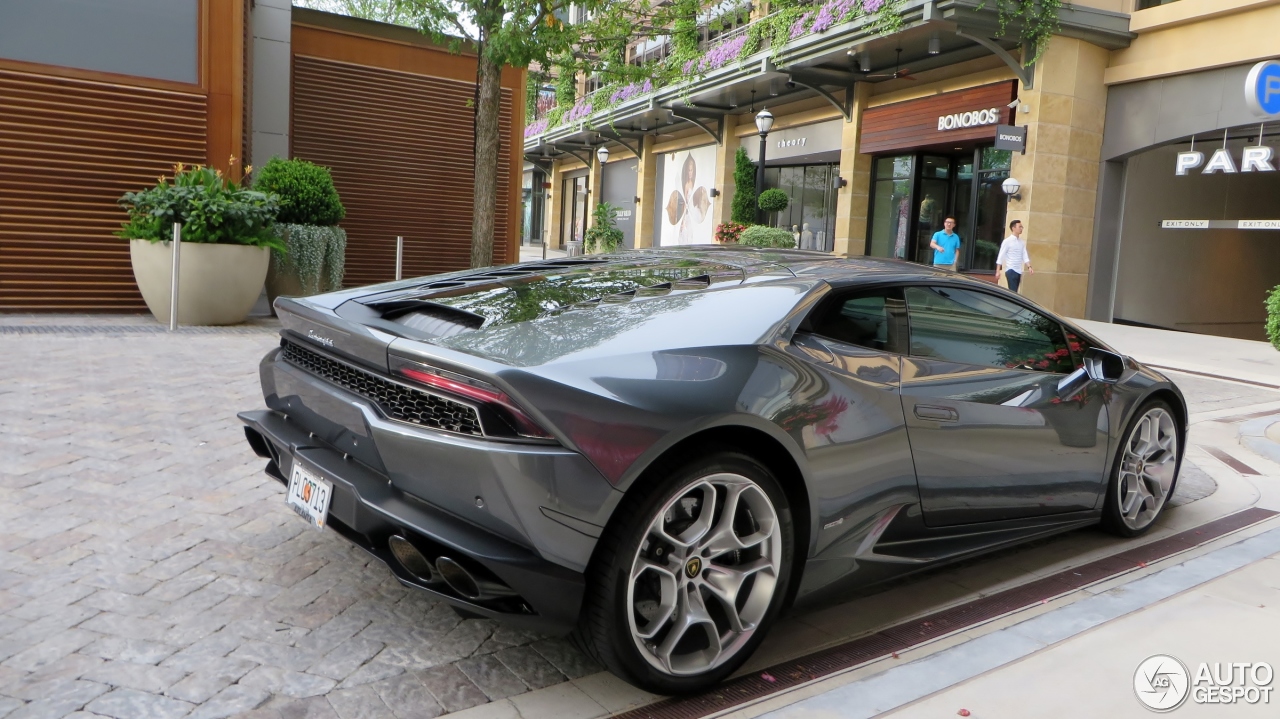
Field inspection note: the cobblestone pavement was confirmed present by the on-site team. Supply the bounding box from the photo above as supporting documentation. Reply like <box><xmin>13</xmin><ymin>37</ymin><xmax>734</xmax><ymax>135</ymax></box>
<box><xmin>0</xmin><ymin>323</ymin><xmax>600</xmax><ymax>719</ymax></box>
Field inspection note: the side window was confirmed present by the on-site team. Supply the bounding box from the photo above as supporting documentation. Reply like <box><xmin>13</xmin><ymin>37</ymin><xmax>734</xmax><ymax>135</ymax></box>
<box><xmin>904</xmin><ymin>286</ymin><xmax>1074</xmax><ymax>374</ymax></box>
<box><xmin>808</xmin><ymin>287</ymin><xmax>908</xmax><ymax>354</ymax></box>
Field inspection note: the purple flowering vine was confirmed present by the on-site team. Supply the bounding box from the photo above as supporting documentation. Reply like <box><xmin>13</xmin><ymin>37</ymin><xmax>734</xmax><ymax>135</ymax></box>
<box><xmin>789</xmin><ymin>11</ymin><xmax>813</xmax><ymax>40</ymax></box>
<box><xmin>565</xmin><ymin>100</ymin><xmax>593</xmax><ymax>123</ymax></box>
<box><xmin>524</xmin><ymin>118</ymin><xmax>549</xmax><ymax>138</ymax></box>
<box><xmin>698</xmin><ymin>33</ymin><xmax>748</xmax><ymax>73</ymax></box>
<box><xmin>608</xmin><ymin>79</ymin><xmax>655</xmax><ymax>105</ymax></box>
<box><xmin>862</xmin><ymin>0</ymin><xmax>886</xmax><ymax>11</ymax></box>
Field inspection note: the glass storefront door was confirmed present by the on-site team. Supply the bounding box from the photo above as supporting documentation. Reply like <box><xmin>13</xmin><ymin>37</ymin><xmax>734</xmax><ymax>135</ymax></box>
<box><xmin>868</xmin><ymin>156</ymin><xmax>914</xmax><ymax>259</ymax></box>
<box><xmin>522</xmin><ymin>169</ymin><xmax>547</xmax><ymax>245</ymax></box>
<box><xmin>560</xmin><ymin>175</ymin><xmax>587</xmax><ymax>247</ymax></box>
<box><xmin>867</xmin><ymin>147</ymin><xmax>1011</xmax><ymax>273</ymax></box>
<box><xmin>762</xmin><ymin>163</ymin><xmax>838</xmax><ymax>252</ymax></box>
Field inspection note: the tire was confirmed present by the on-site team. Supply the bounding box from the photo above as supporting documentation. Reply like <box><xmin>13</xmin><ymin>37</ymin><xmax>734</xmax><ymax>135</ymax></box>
<box><xmin>574</xmin><ymin>450</ymin><xmax>795</xmax><ymax>694</ymax></box>
<box><xmin>1101</xmin><ymin>400</ymin><xmax>1182</xmax><ymax>537</ymax></box>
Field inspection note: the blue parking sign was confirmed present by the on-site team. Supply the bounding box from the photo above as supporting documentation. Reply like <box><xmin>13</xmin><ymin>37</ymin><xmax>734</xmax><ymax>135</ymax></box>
<box><xmin>1246</xmin><ymin>60</ymin><xmax>1280</xmax><ymax>117</ymax></box>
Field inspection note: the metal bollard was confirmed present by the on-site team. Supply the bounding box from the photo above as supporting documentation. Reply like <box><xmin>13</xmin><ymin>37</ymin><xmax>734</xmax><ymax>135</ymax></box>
<box><xmin>169</xmin><ymin>223</ymin><xmax>182</xmax><ymax>331</ymax></box>
<box><xmin>395</xmin><ymin>236</ymin><xmax>404</xmax><ymax>281</ymax></box>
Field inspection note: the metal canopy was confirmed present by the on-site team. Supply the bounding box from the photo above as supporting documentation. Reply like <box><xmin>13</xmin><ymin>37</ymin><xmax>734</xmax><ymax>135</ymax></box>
<box><xmin>525</xmin><ymin>0</ymin><xmax>1134</xmax><ymax>158</ymax></box>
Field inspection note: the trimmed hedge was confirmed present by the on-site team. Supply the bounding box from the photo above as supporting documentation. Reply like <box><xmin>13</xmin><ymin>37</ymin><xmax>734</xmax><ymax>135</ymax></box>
<box><xmin>1267</xmin><ymin>284</ymin><xmax>1280</xmax><ymax>350</ymax></box>
<box><xmin>254</xmin><ymin>158</ymin><xmax>345</xmax><ymax>226</ymax></box>
<box><xmin>757</xmin><ymin>188</ymin><xmax>789</xmax><ymax>212</ymax></box>
<box><xmin>730</xmin><ymin>148</ymin><xmax>757</xmax><ymax>223</ymax></box>
<box><xmin>739</xmin><ymin>225</ymin><xmax>796</xmax><ymax>249</ymax></box>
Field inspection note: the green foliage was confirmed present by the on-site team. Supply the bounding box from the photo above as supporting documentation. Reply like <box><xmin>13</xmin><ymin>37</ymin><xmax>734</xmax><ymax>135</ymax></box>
<box><xmin>583</xmin><ymin>202</ymin><xmax>625</xmax><ymax>254</ymax></box>
<box><xmin>731</xmin><ymin>147</ymin><xmax>757</xmax><ymax>224</ymax></box>
<box><xmin>739</xmin><ymin>225</ymin><xmax>796</xmax><ymax>249</ymax></box>
<box><xmin>757</xmin><ymin>188</ymin><xmax>789</xmax><ymax>213</ymax></box>
<box><xmin>980</xmin><ymin>0</ymin><xmax>1064</xmax><ymax>63</ymax></box>
<box><xmin>271</xmin><ymin>224</ymin><xmax>347</xmax><ymax>295</ymax></box>
<box><xmin>293</xmin><ymin>0</ymin><xmax>422</xmax><ymax>26</ymax></box>
<box><xmin>253</xmin><ymin>158</ymin><xmax>345</xmax><ymax>226</ymax></box>
<box><xmin>1267</xmin><ymin>285</ymin><xmax>1280</xmax><ymax>350</ymax></box>
<box><xmin>117</xmin><ymin>163</ymin><xmax>283</xmax><ymax>251</ymax></box>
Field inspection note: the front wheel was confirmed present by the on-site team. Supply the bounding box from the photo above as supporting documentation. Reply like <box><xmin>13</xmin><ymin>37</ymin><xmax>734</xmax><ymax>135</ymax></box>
<box><xmin>1101</xmin><ymin>401</ymin><xmax>1182</xmax><ymax>537</ymax></box>
<box><xmin>575</xmin><ymin>451</ymin><xmax>794</xmax><ymax>694</ymax></box>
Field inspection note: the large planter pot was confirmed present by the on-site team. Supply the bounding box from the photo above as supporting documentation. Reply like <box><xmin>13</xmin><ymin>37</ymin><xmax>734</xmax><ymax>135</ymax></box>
<box><xmin>265</xmin><ymin>224</ymin><xmax>347</xmax><ymax>310</ymax></box>
<box><xmin>129</xmin><ymin>239</ymin><xmax>269</xmax><ymax>325</ymax></box>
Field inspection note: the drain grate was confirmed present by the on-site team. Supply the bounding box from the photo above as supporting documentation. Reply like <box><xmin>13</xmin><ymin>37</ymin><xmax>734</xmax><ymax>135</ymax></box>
<box><xmin>0</xmin><ymin>325</ymin><xmax>279</xmax><ymax>335</ymax></box>
<box><xmin>612</xmin><ymin>506</ymin><xmax>1279</xmax><ymax>719</ymax></box>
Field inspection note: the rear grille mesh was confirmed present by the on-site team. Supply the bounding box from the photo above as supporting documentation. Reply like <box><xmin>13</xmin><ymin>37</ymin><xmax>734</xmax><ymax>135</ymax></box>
<box><xmin>281</xmin><ymin>340</ymin><xmax>483</xmax><ymax>436</ymax></box>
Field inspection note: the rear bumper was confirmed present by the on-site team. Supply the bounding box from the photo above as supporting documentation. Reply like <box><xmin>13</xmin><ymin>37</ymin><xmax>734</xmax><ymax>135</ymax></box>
<box><xmin>238</xmin><ymin>347</ymin><xmax>623</xmax><ymax>634</ymax></box>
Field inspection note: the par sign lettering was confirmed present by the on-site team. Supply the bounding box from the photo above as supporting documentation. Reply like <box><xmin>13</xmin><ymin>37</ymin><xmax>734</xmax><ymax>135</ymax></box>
<box><xmin>1176</xmin><ymin>146</ymin><xmax>1276</xmax><ymax>175</ymax></box>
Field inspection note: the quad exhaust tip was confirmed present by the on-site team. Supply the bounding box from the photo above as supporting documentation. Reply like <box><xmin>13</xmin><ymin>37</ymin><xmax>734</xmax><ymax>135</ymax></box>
<box><xmin>435</xmin><ymin>556</ymin><xmax>517</xmax><ymax>600</ymax></box>
<box><xmin>388</xmin><ymin>535</ymin><xmax>438</xmax><ymax>584</ymax></box>
<box><xmin>388</xmin><ymin>536</ymin><xmax>518</xmax><ymax>602</ymax></box>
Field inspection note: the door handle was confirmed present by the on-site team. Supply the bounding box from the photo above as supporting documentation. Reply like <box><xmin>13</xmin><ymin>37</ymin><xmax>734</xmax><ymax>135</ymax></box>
<box><xmin>915</xmin><ymin>404</ymin><xmax>959</xmax><ymax>422</ymax></box>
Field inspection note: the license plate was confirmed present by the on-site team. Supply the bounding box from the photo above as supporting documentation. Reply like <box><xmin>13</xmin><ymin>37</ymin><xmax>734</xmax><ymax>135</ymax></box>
<box><xmin>287</xmin><ymin>461</ymin><xmax>333</xmax><ymax>530</ymax></box>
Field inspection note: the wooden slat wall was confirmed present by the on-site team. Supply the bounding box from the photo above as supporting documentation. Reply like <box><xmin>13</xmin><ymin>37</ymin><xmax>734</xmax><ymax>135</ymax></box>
<box><xmin>0</xmin><ymin>70</ymin><xmax>207</xmax><ymax>311</ymax></box>
<box><xmin>860</xmin><ymin>82</ymin><xmax>1018</xmax><ymax>155</ymax></box>
<box><xmin>291</xmin><ymin>55</ymin><xmax>513</xmax><ymax>287</ymax></box>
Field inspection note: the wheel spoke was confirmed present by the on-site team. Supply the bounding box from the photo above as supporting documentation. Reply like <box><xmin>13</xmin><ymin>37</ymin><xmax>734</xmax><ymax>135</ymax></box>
<box><xmin>631</xmin><ymin>560</ymin><xmax>678</xmax><ymax>640</ymax></box>
<box><xmin>702</xmin><ymin>483</ymin><xmax>775</xmax><ymax>555</ymax></box>
<box><xmin>703</xmin><ymin>558</ymin><xmax>773</xmax><ymax>632</ymax></box>
<box><xmin>655</xmin><ymin>588</ymin><xmax>720</xmax><ymax>671</ymax></box>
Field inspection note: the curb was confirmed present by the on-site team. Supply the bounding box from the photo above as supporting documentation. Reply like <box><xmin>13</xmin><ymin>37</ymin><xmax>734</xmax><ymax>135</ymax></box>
<box><xmin>1240</xmin><ymin>414</ymin><xmax>1280</xmax><ymax>466</ymax></box>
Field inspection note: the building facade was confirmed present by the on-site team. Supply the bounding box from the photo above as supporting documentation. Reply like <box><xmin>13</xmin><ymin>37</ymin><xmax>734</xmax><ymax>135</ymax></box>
<box><xmin>525</xmin><ymin>0</ymin><xmax>1280</xmax><ymax>341</ymax></box>
<box><xmin>0</xmin><ymin>0</ymin><xmax>523</xmax><ymax>312</ymax></box>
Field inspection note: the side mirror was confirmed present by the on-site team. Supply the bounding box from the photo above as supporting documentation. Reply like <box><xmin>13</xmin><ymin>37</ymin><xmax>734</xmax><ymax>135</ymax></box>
<box><xmin>1083</xmin><ymin>347</ymin><xmax>1126</xmax><ymax>384</ymax></box>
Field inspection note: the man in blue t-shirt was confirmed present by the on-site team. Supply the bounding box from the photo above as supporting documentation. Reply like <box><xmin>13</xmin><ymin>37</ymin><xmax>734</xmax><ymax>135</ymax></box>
<box><xmin>929</xmin><ymin>217</ymin><xmax>962</xmax><ymax>271</ymax></box>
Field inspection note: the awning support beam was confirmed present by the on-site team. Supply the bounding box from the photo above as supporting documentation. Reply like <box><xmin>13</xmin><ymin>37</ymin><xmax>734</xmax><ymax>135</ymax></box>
<box><xmin>668</xmin><ymin>106</ymin><xmax>724</xmax><ymax>145</ymax></box>
<box><xmin>955</xmin><ymin>26</ymin><xmax>1035</xmax><ymax>90</ymax></box>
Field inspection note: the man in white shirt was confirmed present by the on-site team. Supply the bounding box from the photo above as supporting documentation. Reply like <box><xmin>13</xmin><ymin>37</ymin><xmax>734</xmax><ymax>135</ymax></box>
<box><xmin>996</xmin><ymin>219</ymin><xmax>1032</xmax><ymax>293</ymax></box>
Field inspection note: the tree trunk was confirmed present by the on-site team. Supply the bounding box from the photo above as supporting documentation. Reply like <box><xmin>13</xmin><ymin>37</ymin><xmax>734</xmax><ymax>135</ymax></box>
<box><xmin>470</xmin><ymin>49</ymin><xmax>503</xmax><ymax>269</ymax></box>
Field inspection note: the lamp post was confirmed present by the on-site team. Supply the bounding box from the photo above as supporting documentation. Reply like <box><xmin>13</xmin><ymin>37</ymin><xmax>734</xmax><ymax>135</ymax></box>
<box><xmin>754</xmin><ymin>108</ymin><xmax>774</xmax><ymax>223</ymax></box>
<box><xmin>595</xmin><ymin>145</ymin><xmax>610</xmax><ymax>205</ymax></box>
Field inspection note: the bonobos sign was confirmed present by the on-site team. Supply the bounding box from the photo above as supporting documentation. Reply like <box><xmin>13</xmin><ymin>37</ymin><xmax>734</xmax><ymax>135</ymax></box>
<box><xmin>937</xmin><ymin>108</ymin><xmax>1001</xmax><ymax>131</ymax></box>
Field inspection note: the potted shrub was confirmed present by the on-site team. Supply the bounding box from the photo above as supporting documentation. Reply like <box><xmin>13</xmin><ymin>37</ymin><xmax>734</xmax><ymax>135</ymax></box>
<box><xmin>739</xmin><ymin>225</ymin><xmax>797</xmax><ymax>249</ymax></box>
<box><xmin>118</xmin><ymin>161</ymin><xmax>281</xmax><ymax>326</ymax></box>
<box><xmin>253</xmin><ymin>158</ymin><xmax>347</xmax><ymax>307</ymax></box>
<box><xmin>757</xmin><ymin>188</ymin><xmax>790</xmax><ymax>215</ymax></box>
<box><xmin>584</xmin><ymin>202</ymin><xmax>624</xmax><ymax>254</ymax></box>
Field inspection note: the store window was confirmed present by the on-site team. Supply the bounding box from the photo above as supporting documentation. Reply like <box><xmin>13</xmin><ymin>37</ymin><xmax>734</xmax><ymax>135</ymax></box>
<box><xmin>762</xmin><ymin>163</ymin><xmax>838</xmax><ymax>251</ymax></box>
<box><xmin>0</xmin><ymin>0</ymin><xmax>199</xmax><ymax>84</ymax></box>
<box><xmin>867</xmin><ymin>147</ymin><xmax>1010</xmax><ymax>273</ymax></box>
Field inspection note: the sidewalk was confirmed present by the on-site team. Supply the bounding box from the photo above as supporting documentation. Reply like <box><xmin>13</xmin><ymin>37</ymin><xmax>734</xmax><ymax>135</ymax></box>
<box><xmin>1073</xmin><ymin>319</ymin><xmax>1280</xmax><ymax>389</ymax></box>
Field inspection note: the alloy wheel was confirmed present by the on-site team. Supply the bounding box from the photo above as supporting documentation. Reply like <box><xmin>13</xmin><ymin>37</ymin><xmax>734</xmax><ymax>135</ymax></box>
<box><xmin>1117</xmin><ymin>407</ymin><xmax>1178</xmax><ymax>531</ymax></box>
<box><xmin>626</xmin><ymin>473</ymin><xmax>782</xmax><ymax>676</ymax></box>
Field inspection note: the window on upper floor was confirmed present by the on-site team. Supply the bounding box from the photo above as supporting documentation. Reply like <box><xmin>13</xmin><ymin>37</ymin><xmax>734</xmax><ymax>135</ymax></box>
<box><xmin>1136</xmin><ymin>0</ymin><xmax>1181</xmax><ymax>9</ymax></box>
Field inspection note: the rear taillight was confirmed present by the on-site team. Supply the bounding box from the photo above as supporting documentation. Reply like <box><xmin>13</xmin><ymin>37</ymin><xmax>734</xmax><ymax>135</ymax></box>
<box><xmin>393</xmin><ymin>362</ymin><xmax>554</xmax><ymax>441</ymax></box>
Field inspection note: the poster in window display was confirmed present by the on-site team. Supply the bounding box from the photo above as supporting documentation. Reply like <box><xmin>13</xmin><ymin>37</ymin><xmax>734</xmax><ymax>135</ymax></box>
<box><xmin>660</xmin><ymin>146</ymin><xmax>716</xmax><ymax>245</ymax></box>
